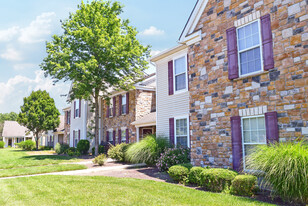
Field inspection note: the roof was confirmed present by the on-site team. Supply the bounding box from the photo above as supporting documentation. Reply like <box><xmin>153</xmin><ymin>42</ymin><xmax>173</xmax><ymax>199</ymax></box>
<box><xmin>131</xmin><ymin>112</ymin><xmax>156</xmax><ymax>126</ymax></box>
<box><xmin>2</xmin><ymin>121</ymin><xmax>30</xmax><ymax>138</ymax></box>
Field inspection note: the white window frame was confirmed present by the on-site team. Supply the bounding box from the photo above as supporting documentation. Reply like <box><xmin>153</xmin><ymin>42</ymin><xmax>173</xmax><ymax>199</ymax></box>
<box><xmin>236</xmin><ymin>19</ymin><xmax>264</xmax><ymax>78</ymax></box>
<box><xmin>241</xmin><ymin>115</ymin><xmax>267</xmax><ymax>170</ymax></box>
<box><xmin>174</xmin><ymin>115</ymin><xmax>190</xmax><ymax>148</ymax></box>
<box><xmin>121</xmin><ymin>95</ymin><xmax>127</xmax><ymax>115</ymax></box>
<box><xmin>75</xmin><ymin>100</ymin><xmax>80</xmax><ymax>119</ymax></box>
<box><xmin>109</xmin><ymin>100</ymin><xmax>113</xmax><ymax>117</ymax></box>
<box><xmin>108</xmin><ymin>129</ymin><xmax>114</xmax><ymax>144</ymax></box>
<box><xmin>74</xmin><ymin>130</ymin><xmax>79</xmax><ymax>147</ymax></box>
<box><xmin>121</xmin><ymin>129</ymin><xmax>126</xmax><ymax>143</ymax></box>
<box><xmin>173</xmin><ymin>54</ymin><xmax>188</xmax><ymax>94</ymax></box>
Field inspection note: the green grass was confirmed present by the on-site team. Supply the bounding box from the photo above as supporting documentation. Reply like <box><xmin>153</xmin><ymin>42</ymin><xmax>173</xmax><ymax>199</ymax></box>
<box><xmin>0</xmin><ymin>164</ymin><xmax>86</xmax><ymax>178</ymax></box>
<box><xmin>0</xmin><ymin>175</ymin><xmax>273</xmax><ymax>206</ymax></box>
<box><xmin>0</xmin><ymin>148</ymin><xmax>79</xmax><ymax>169</ymax></box>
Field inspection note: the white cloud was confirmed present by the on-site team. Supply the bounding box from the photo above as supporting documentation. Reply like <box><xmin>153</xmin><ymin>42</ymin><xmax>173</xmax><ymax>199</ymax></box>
<box><xmin>13</xmin><ymin>63</ymin><xmax>36</xmax><ymax>71</ymax></box>
<box><xmin>0</xmin><ymin>26</ymin><xmax>20</xmax><ymax>42</ymax></box>
<box><xmin>0</xmin><ymin>70</ymin><xmax>70</xmax><ymax>113</ymax></box>
<box><xmin>150</xmin><ymin>50</ymin><xmax>162</xmax><ymax>56</ymax></box>
<box><xmin>140</xmin><ymin>26</ymin><xmax>165</xmax><ymax>36</ymax></box>
<box><xmin>18</xmin><ymin>12</ymin><xmax>56</xmax><ymax>44</ymax></box>
<box><xmin>0</xmin><ymin>45</ymin><xmax>23</xmax><ymax>61</ymax></box>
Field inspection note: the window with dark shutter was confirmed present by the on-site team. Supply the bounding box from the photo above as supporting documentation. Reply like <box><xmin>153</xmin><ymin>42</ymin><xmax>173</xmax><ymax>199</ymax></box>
<box><xmin>265</xmin><ymin>112</ymin><xmax>279</xmax><ymax>143</ymax></box>
<box><xmin>119</xmin><ymin>95</ymin><xmax>122</xmax><ymax>116</ymax></box>
<box><xmin>79</xmin><ymin>100</ymin><xmax>81</xmax><ymax>118</ymax></box>
<box><xmin>126</xmin><ymin>93</ymin><xmax>129</xmax><ymax>114</ymax></box>
<box><xmin>168</xmin><ymin>60</ymin><xmax>174</xmax><ymax>95</ymax></box>
<box><xmin>73</xmin><ymin>132</ymin><xmax>75</xmax><ymax>147</ymax></box>
<box><xmin>261</xmin><ymin>14</ymin><xmax>274</xmax><ymax>71</ymax></box>
<box><xmin>113</xmin><ymin>130</ymin><xmax>116</xmax><ymax>146</ymax></box>
<box><xmin>126</xmin><ymin>129</ymin><xmax>129</xmax><ymax>143</ymax></box>
<box><xmin>106</xmin><ymin>103</ymin><xmax>110</xmax><ymax>118</ymax></box>
<box><xmin>106</xmin><ymin>131</ymin><xmax>109</xmax><ymax>143</ymax></box>
<box><xmin>226</xmin><ymin>27</ymin><xmax>239</xmax><ymax>80</ymax></box>
<box><xmin>169</xmin><ymin>118</ymin><xmax>175</xmax><ymax>145</ymax></box>
<box><xmin>118</xmin><ymin>129</ymin><xmax>121</xmax><ymax>144</ymax></box>
<box><xmin>74</xmin><ymin>101</ymin><xmax>76</xmax><ymax>119</ymax></box>
<box><xmin>78</xmin><ymin>130</ymin><xmax>80</xmax><ymax>142</ymax></box>
<box><xmin>231</xmin><ymin>116</ymin><xmax>243</xmax><ymax>172</ymax></box>
<box><xmin>187</xmin><ymin>54</ymin><xmax>189</xmax><ymax>91</ymax></box>
<box><xmin>113</xmin><ymin>97</ymin><xmax>116</xmax><ymax>117</ymax></box>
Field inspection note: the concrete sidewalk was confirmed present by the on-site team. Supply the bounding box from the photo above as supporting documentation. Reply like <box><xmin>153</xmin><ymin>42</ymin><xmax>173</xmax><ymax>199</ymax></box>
<box><xmin>0</xmin><ymin>163</ymin><xmax>147</xmax><ymax>180</ymax></box>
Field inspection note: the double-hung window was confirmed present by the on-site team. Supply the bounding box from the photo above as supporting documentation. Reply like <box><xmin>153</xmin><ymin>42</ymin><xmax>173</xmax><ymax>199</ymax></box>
<box><xmin>237</xmin><ymin>20</ymin><xmax>262</xmax><ymax>76</ymax></box>
<box><xmin>109</xmin><ymin>101</ymin><xmax>113</xmax><ymax>117</ymax></box>
<box><xmin>74</xmin><ymin>130</ymin><xmax>78</xmax><ymax>147</ymax></box>
<box><xmin>75</xmin><ymin>100</ymin><xmax>80</xmax><ymax>118</ymax></box>
<box><xmin>121</xmin><ymin>130</ymin><xmax>126</xmax><ymax>143</ymax></box>
<box><xmin>241</xmin><ymin>116</ymin><xmax>266</xmax><ymax>169</ymax></box>
<box><xmin>174</xmin><ymin>56</ymin><xmax>187</xmax><ymax>92</ymax></box>
<box><xmin>175</xmin><ymin>117</ymin><xmax>189</xmax><ymax>147</ymax></box>
<box><xmin>108</xmin><ymin>131</ymin><xmax>113</xmax><ymax>144</ymax></box>
<box><xmin>122</xmin><ymin>95</ymin><xmax>127</xmax><ymax>115</ymax></box>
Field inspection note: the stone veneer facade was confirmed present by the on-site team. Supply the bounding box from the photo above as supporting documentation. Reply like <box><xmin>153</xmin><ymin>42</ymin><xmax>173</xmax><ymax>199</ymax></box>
<box><xmin>103</xmin><ymin>89</ymin><xmax>156</xmax><ymax>144</ymax></box>
<box><xmin>188</xmin><ymin>0</ymin><xmax>308</xmax><ymax>168</ymax></box>
<box><xmin>63</xmin><ymin>109</ymin><xmax>71</xmax><ymax>145</ymax></box>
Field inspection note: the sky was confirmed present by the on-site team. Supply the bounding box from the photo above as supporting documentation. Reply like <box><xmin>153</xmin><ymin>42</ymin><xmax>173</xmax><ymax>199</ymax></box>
<box><xmin>0</xmin><ymin>0</ymin><xmax>196</xmax><ymax>114</ymax></box>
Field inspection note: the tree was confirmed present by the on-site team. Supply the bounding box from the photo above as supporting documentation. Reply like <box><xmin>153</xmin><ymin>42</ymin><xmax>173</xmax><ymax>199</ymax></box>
<box><xmin>40</xmin><ymin>1</ymin><xmax>150</xmax><ymax>155</ymax></box>
<box><xmin>17</xmin><ymin>90</ymin><xmax>60</xmax><ymax>150</ymax></box>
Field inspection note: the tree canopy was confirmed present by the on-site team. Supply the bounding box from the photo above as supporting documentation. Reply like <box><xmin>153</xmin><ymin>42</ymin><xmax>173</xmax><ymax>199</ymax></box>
<box><xmin>17</xmin><ymin>90</ymin><xmax>60</xmax><ymax>150</ymax></box>
<box><xmin>40</xmin><ymin>0</ymin><xmax>150</xmax><ymax>155</ymax></box>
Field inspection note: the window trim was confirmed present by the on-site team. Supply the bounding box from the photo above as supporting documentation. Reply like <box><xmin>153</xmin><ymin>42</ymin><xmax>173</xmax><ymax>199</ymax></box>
<box><xmin>75</xmin><ymin>100</ymin><xmax>80</xmax><ymax>119</ymax></box>
<box><xmin>109</xmin><ymin>101</ymin><xmax>113</xmax><ymax>118</ymax></box>
<box><xmin>174</xmin><ymin>115</ymin><xmax>190</xmax><ymax>148</ymax></box>
<box><xmin>241</xmin><ymin>114</ymin><xmax>267</xmax><ymax>170</ymax></box>
<box><xmin>108</xmin><ymin>129</ymin><xmax>114</xmax><ymax>144</ymax></box>
<box><xmin>236</xmin><ymin>19</ymin><xmax>264</xmax><ymax>78</ymax></box>
<box><xmin>173</xmin><ymin>54</ymin><xmax>188</xmax><ymax>94</ymax></box>
<box><xmin>121</xmin><ymin>95</ymin><xmax>127</xmax><ymax>115</ymax></box>
<box><xmin>121</xmin><ymin>129</ymin><xmax>126</xmax><ymax>143</ymax></box>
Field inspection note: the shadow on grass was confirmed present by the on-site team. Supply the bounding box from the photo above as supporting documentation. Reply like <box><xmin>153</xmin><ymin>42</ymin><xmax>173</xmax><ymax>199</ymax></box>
<box><xmin>21</xmin><ymin>155</ymin><xmax>77</xmax><ymax>161</ymax></box>
<box><xmin>127</xmin><ymin>167</ymin><xmax>173</xmax><ymax>183</ymax></box>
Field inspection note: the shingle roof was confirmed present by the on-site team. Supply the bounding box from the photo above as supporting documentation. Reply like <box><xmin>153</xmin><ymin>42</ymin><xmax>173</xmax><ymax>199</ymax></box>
<box><xmin>132</xmin><ymin>112</ymin><xmax>156</xmax><ymax>126</ymax></box>
<box><xmin>2</xmin><ymin>121</ymin><xmax>29</xmax><ymax>137</ymax></box>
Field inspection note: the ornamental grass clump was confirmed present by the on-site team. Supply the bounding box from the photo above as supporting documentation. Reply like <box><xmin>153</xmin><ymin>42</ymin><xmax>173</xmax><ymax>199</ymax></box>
<box><xmin>246</xmin><ymin>141</ymin><xmax>308</xmax><ymax>204</ymax></box>
<box><xmin>125</xmin><ymin>135</ymin><xmax>169</xmax><ymax>165</ymax></box>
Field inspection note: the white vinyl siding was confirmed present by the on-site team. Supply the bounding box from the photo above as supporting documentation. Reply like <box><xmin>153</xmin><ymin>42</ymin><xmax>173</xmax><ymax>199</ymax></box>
<box><xmin>155</xmin><ymin>48</ymin><xmax>189</xmax><ymax>138</ymax></box>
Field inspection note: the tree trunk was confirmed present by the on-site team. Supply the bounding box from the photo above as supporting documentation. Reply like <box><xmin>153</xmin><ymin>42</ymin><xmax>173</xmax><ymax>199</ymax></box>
<box><xmin>36</xmin><ymin>132</ymin><xmax>39</xmax><ymax>151</ymax></box>
<box><xmin>94</xmin><ymin>91</ymin><xmax>100</xmax><ymax>156</ymax></box>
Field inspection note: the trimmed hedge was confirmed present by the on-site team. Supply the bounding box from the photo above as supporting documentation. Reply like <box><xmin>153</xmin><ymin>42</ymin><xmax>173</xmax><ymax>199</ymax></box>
<box><xmin>92</xmin><ymin>145</ymin><xmax>104</xmax><ymax>156</ymax></box>
<box><xmin>188</xmin><ymin>167</ymin><xmax>206</xmax><ymax>185</ymax></box>
<box><xmin>0</xmin><ymin>141</ymin><xmax>4</xmax><ymax>148</ymax></box>
<box><xmin>230</xmin><ymin>175</ymin><xmax>258</xmax><ymax>197</ymax></box>
<box><xmin>168</xmin><ymin>165</ymin><xmax>189</xmax><ymax>183</ymax></box>
<box><xmin>55</xmin><ymin>143</ymin><xmax>69</xmax><ymax>154</ymax></box>
<box><xmin>200</xmin><ymin>168</ymin><xmax>238</xmax><ymax>192</ymax></box>
<box><xmin>15</xmin><ymin>140</ymin><xmax>35</xmax><ymax>151</ymax></box>
<box><xmin>77</xmin><ymin>140</ymin><xmax>90</xmax><ymax>154</ymax></box>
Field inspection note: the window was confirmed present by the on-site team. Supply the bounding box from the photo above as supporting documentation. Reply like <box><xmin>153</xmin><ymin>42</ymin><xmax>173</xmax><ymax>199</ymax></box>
<box><xmin>109</xmin><ymin>101</ymin><xmax>113</xmax><ymax>117</ymax></box>
<box><xmin>175</xmin><ymin>117</ymin><xmax>189</xmax><ymax>147</ymax></box>
<box><xmin>237</xmin><ymin>21</ymin><xmax>262</xmax><ymax>76</ymax></box>
<box><xmin>242</xmin><ymin>116</ymin><xmax>266</xmax><ymax>169</ymax></box>
<box><xmin>66</xmin><ymin>111</ymin><xmax>71</xmax><ymax>124</ymax></box>
<box><xmin>122</xmin><ymin>95</ymin><xmax>127</xmax><ymax>114</ymax></box>
<box><xmin>121</xmin><ymin>130</ymin><xmax>126</xmax><ymax>143</ymax></box>
<box><xmin>75</xmin><ymin>100</ymin><xmax>80</xmax><ymax>118</ymax></box>
<box><xmin>108</xmin><ymin>131</ymin><xmax>113</xmax><ymax>144</ymax></box>
<box><xmin>174</xmin><ymin>56</ymin><xmax>187</xmax><ymax>92</ymax></box>
<box><xmin>74</xmin><ymin>130</ymin><xmax>78</xmax><ymax>147</ymax></box>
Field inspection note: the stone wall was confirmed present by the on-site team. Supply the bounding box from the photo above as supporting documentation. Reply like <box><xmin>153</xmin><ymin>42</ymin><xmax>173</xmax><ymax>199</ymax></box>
<box><xmin>135</xmin><ymin>90</ymin><xmax>156</xmax><ymax>119</ymax></box>
<box><xmin>188</xmin><ymin>0</ymin><xmax>308</xmax><ymax>168</ymax></box>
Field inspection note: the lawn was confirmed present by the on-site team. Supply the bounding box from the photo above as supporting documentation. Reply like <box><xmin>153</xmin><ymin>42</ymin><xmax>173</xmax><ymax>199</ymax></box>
<box><xmin>0</xmin><ymin>148</ymin><xmax>85</xmax><ymax>177</ymax></box>
<box><xmin>0</xmin><ymin>175</ymin><xmax>273</xmax><ymax>206</ymax></box>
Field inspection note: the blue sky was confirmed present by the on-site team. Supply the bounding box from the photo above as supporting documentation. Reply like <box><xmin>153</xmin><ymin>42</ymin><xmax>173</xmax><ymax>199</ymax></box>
<box><xmin>0</xmin><ymin>0</ymin><xmax>196</xmax><ymax>113</ymax></box>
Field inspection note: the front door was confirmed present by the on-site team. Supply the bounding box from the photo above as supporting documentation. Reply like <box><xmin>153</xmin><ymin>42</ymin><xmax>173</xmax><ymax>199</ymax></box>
<box><xmin>8</xmin><ymin>139</ymin><xmax>12</xmax><ymax>147</ymax></box>
<box><xmin>142</xmin><ymin>128</ymin><xmax>153</xmax><ymax>140</ymax></box>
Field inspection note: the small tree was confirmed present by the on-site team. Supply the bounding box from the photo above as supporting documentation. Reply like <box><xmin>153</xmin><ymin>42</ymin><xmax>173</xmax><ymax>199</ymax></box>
<box><xmin>40</xmin><ymin>0</ymin><xmax>150</xmax><ymax>155</ymax></box>
<box><xmin>17</xmin><ymin>90</ymin><xmax>60</xmax><ymax>150</ymax></box>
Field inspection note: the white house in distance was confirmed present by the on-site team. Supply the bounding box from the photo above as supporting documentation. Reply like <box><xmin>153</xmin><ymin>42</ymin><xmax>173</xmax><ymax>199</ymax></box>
<box><xmin>2</xmin><ymin>121</ymin><xmax>35</xmax><ymax>148</ymax></box>
<box><xmin>41</xmin><ymin>115</ymin><xmax>65</xmax><ymax>148</ymax></box>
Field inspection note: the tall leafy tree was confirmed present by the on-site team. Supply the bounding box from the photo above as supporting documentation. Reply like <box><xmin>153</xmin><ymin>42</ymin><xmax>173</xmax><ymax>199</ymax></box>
<box><xmin>17</xmin><ymin>90</ymin><xmax>60</xmax><ymax>150</ymax></box>
<box><xmin>40</xmin><ymin>0</ymin><xmax>150</xmax><ymax>155</ymax></box>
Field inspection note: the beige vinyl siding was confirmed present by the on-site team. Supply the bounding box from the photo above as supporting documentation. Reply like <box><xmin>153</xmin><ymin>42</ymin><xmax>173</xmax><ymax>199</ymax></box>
<box><xmin>155</xmin><ymin>48</ymin><xmax>189</xmax><ymax>138</ymax></box>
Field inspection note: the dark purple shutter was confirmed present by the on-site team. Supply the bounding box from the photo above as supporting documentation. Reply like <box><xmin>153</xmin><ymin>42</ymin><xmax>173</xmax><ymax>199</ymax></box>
<box><xmin>113</xmin><ymin>130</ymin><xmax>116</xmax><ymax>145</ymax></box>
<box><xmin>73</xmin><ymin>132</ymin><xmax>75</xmax><ymax>147</ymax></box>
<box><xmin>265</xmin><ymin>112</ymin><xmax>279</xmax><ymax>144</ymax></box>
<box><xmin>168</xmin><ymin>60</ymin><xmax>174</xmax><ymax>95</ymax></box>
<box><xmin>126</xmin><ymin>93</ymin><xmax>129</xmax><ymax>114</ymax></box>
<box><xmin>226</xmin><ymin>27</ymin><xmax>239</xmax><ymax>80</ymax></box>
<box><xmin>106</xmin><ymin>131</ymin><xmax>109</xmax><ymax>142</ymax></box>
<box><xmin>118</xmin><ymin>129</ymin><xmax>121</xmax><ymax>144</ymax></box>
<box><xmin>113</xmin><ymin>97</ymin><xmax>116</xmax><ymax>116</ymax></box>
<box><xmin>74</xmin><ymin>101</ymin><xmax>76</xmax><ymax>119</ymax></box>
<box><xmin>78</xmin><ymin>130</ymin><xmax>80</xmax><ymax>142</ymax></box>
<box><xmin>169</xmin><ymin>118</ymin><xmax>175</xmax><ymax>145</ymax></box>
<box><xmin>261</xmin><ymin>14</ymin><xmax>274</xmax><ymax>71</ymax></box>
<box><xmin>187</xmin><ymin>54</ymin><xmax>189</xmax><ymax>91</ymax></box>
<box><xmin>119</xmin><ymin>95</ymin><xmax>122</xmax><ymax>116</ymax></box>
<box><xmin>126</xmin><ymin>129</ymin><xmax>129</xmax><ymax>143</ymax></box>
<box><xmin>106</xmin><ymin>103</ymin><xmax>110</xmax><ymax>118</ymax></box>
<box><xmin>231</xmin><ymin>116</ymin><xmax>243</xmax><ymax>172</ymax></box>
<box><xmin>79</xmin><ymin>100</ymin><xmax>81</xmax><ymax>118</ymax></box>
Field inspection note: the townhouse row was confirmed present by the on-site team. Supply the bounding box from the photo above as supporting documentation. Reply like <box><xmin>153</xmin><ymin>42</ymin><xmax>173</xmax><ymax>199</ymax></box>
<box><xmin>56</xmin><ymin>0</ymin><xmax>307</xmax><ymax>172</ymax></box>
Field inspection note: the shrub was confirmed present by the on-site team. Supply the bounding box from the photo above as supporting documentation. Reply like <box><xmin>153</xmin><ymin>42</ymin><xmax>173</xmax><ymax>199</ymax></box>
<box><xmin>93</xmin><ymin>154</ymin><xmax>107</xmax><ymax>166</ymax></box>
<box><xmin>0</xmin><ymin>141</ymin><xmax>4</xmax><ymax>148</ymax></box>
<box><xmin>77</xmin><ymin>140</ymin><xmax>90</xmax><ymax>154</ymax></box>
<box><xmin>39</xmin><ymin>146</ymin><xmax>53</xmax><ymax>150</ymax></box>
<box><xmin>179</xmin><ymin>163</ymin><xmax>193</xmax><ymax>170</ymax></box>
<box><xmin>16</xmin><ymin>140</ymin><xmax>36</xmax><ymax>151</ymax></box>
<box><xmin>200</xmin><ymin>168</ymin><xmax>238</xmax><ymax>192</ymax></box>
<box><xmin>246</xmin><ymin>141</ymin><xmax>308</xmax><ymax>204</ymax></box>
<box><xmin>108</xmin><ymin>143</ymin><xmax>129</xmax><ymax>162</ymax></box>
<box><xmin>92</xmin><ymin>145</ymin><xmax>104</xmax><ymax>156</ymax></box>
<box><xmin>67</xmin><ymin>147</ymin><xmax>80</xmax><ymax>156</ymax></box>
<box><xmin>125</xmin><ymin>135</ymin><xmax>169</xmax><ymax>165</ymax></box>
<box><xmin>168</xmin><ymin>165</ymin><xmax>189</xmax><ymax>183</ymax></box>
<box><xmin>156</xmin><ymin>147</ymin><xmax>190</xmax><ymax>171</ymax></box>
<box><xmin>188</xmin><ymin>167</ymin><xmax>206</xmax><ymax>185</ymax></box>
<box><xmin>55</xmin><ymin>143</ymin><xmax>69</xmax><ymax>154</ymax></box>
<box><xmin>230</xmin><ymin>175</ymin><xmax>257</xmax><ymax>197</ymax></box>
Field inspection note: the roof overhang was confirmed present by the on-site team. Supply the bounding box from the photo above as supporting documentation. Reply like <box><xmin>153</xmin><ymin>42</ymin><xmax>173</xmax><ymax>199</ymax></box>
<box><xmin>150</xmin><ymin>44</ymin><xmax>188</xmax><ymax>62</ymax></box>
